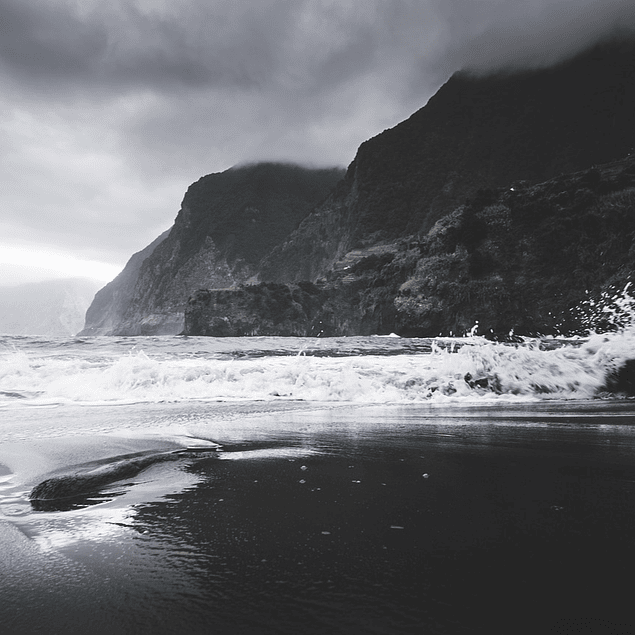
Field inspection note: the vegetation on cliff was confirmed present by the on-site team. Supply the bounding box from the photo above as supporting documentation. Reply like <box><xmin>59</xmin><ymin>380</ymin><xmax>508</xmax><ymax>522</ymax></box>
<box><xmin>186</xmin><ymin>153</ymin><xmax>635</xmax><ymax>339</ymax></box>
<box><xmin>394</xmin><ymin>156</ymin><xmax>635</xmax><ymax>337</ymax></box>
<box><xmin>181</xmin><ymin>163</ymin><xmax>345</xmax><ymax>267</ymax></box>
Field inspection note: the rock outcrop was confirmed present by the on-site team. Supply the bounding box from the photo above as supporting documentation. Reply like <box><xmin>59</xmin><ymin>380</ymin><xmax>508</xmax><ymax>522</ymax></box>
<box><xmin>184</xmin><ymin>282</ymin><xmax>326</xmax><ymax>337</ymax></box>
<box><xmin>184</xmin><ymin>277</ymin><xmax>395</xmax><ymax>338</ymax></box>
<box><xmin>30</xmin><ymin>447</ymin><xmax>219</xmax><ymax>512</ymax></box>
<box><xmin>81</xmin><ymin>163</ymin><xmax>344</xmax><ymax>335</ymax></box>
<box><xmin>604</xmin><ymin>359</ymin><xmax>635</xmax><ymax>396</ymax></box>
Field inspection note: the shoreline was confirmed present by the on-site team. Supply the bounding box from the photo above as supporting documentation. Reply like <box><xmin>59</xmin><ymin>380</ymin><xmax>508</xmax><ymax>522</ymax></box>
<box><xmin>3</xmin><ymin>400</ymin><xmax>635</xmax><ymax>633</ymax></box>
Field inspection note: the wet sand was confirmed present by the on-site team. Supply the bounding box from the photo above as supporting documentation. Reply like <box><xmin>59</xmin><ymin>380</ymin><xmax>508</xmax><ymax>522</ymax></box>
<box><xmin>2</xmin><ymin>401</ymin><xmax>635</xmax><ymax>634</ymax></box>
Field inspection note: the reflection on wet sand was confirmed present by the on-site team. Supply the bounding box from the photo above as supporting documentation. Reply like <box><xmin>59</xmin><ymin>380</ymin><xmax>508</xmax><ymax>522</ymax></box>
<box><xmin>2</xmin><ymin>402</ymin><xmax>635</xmax><ymax>634</ymax></box>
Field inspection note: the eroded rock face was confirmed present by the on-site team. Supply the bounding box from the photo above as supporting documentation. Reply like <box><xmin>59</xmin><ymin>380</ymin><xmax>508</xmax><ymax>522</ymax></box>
<box><xmin>184</xmin><ymin>282</ymin><xmax>327</xmax><ymax>337</ymax></box>
<box><xmin>392</xmin><ymin>156</ymin><xmax>635</xmax><ymax>337</ymax></box>
<box><xmin>78</xmin><ymin>230</ymin><xmax>171</xmax><ymax>336</ymax></box>
<box><xmin>186</xmin><ymin>155</ymin><xmax>635</xmax><ymax>338</ymax></box>
<box><xmin>80</xmin><ymin>163</ymin><xmax>344</xmax><ymax>336</ymax></box>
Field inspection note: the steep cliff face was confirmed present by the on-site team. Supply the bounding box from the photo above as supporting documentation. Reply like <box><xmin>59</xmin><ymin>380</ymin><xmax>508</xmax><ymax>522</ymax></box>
<box><xmin>79</xmin><ymin>230</ymin><xmax>170</xmax><ymax>336</ymax></box>
<box><xmin>186</xmin><ymin>38</ymin><xmax>635</xmax><ymax>339</ymax></box>
<box><xmin>187</xmin><ymin>155</ymin><xmax>635</xmax><ymax>338</ymax></box>
<box><xmin>82</xmin><ymin>163</ymin><xmax>344</xmax><ymax>335</ymax></box>
<box><xmin>262</xmin><ymin>38</ymin><xmax>635</xmax><ymax>284</ymax></box>
<box><xmin>88</xmin><ymin>37</ymin><xmax>635</xmax><ymax>339</ymax></box>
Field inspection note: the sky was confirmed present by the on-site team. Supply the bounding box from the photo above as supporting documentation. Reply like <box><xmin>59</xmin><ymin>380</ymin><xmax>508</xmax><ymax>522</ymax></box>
<box><xmin>1</xmin><ymin>0</ymin><xmax>634</xmax><ymax>286</ymax></box>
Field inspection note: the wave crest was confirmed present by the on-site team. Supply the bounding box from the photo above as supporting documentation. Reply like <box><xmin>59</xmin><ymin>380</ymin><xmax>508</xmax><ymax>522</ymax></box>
<box><xmin>1</xmin><ymin>331</ymin><xmax>635</xmax><ymax>405</ymax></box>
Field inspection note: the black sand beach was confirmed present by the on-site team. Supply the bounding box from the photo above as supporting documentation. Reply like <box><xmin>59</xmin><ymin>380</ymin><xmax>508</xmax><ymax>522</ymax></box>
<box><xmin>2</xmin><ymin>401</ymin><xmax>635</xmax><ymax>634</ymax></box>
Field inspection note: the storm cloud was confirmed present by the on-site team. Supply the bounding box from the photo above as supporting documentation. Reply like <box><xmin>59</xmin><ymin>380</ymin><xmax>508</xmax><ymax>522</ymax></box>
<box><xmin>0</xmin><ymin>0</ymin><xmax>633</xmax><ymax>282</ymax></box>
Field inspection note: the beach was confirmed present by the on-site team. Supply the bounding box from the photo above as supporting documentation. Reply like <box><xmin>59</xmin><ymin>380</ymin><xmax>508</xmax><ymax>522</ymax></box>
<box><xmin>2</xmin><ymin>336</ymin><xmax>635</xmax><ymax>633</ymax></box>
<box><xmin>2</xmin><ymin>398</ymin><xmax>635</xmax><ymax>633</ymax></box>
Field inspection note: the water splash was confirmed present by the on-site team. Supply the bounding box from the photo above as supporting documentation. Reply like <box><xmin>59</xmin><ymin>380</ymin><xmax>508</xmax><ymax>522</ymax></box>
<box><xmin>1</xmin><ymin>331</ymin><xmax>633</xmax><ymax>404</ymax></box>
<box><xmin>563</xmin><ymin>282</ymin><xmax>635</xmax><ymax>335</ymax></box>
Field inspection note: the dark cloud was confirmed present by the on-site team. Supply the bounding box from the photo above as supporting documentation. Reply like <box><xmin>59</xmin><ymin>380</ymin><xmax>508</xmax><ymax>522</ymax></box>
<box><xmin>0</xmin><ymin>0</ymin><xmax>288</xmax><ymax>92</ymax></box>
<box><xmin>0</xmin><ymin>1</ymin><xmax>107</xmax><ymax>82</ymax></box>
<box><xmin>1</xmin><ymin>0</ymin><xmax>635</xmax><ymax>282</ymax></box>
<box><xmin>112</xmin><ymin>0</ymin><xmax>635</xmax><ymax>182</ymax></box>
<box><xmin>0</xmin><ymin>1</ymin><xmax>424</xmax><ymax>98</ymax></box>
<box><xmin>1</xmin><ymin>0</ymin><xmax>634</xmax><ymax>95</ymax></box>
<box><xmin>441</xmin><ymin>0</ymin><xmax>635</xmax><ymax>73</ymax></box>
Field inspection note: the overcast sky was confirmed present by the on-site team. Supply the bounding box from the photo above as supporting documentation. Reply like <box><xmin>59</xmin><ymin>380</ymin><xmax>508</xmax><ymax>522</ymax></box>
<box><xmin>1</xmin><ymin>0</ymin><xmax>634</xmax><ymax>285</ymax></box>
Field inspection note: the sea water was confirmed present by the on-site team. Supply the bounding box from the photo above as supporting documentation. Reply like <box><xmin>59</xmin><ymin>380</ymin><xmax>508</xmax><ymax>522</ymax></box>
<box><xmin>1</xmin><ymin>333</ymin><xmax>635</xmax><ymax>634</ymax></box>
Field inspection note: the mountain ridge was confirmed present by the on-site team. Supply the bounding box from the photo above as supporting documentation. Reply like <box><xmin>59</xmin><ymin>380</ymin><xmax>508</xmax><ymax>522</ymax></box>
<box><xmin>82</xmin><ymin>36</ymin><xmax>635</xmax><ymax>338</ymax></box>
<box><xmin>261</xmin><ymin>37</ymin><xmax>635</xmax><ymax>284</ymax></box>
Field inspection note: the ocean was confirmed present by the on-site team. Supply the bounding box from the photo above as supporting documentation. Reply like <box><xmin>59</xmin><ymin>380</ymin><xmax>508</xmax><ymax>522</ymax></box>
<box><xmin>2</xmin><ymin>333</ymin><xmax>635</xmax><ymax>634</ymax></box>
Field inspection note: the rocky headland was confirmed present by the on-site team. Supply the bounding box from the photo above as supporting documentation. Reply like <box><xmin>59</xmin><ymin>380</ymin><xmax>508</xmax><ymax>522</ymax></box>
<box><xmin>82</xmin><ymin>37</ymin><xmax>635</xmax><ymax>339</ymax></box>
<box><xmin>79</xmin><ymin>230</ymin><xmax>171</xmax><ymax>336</ymax></box>
<box><xmin>260</xmin><ymin>38</ymin><xmax>635</xmax><ymax>286</ymax></box>
<box><xmin>80</xmin><ymin>164</ymin><xmax>344</xmax><ymax>335</ymax></box>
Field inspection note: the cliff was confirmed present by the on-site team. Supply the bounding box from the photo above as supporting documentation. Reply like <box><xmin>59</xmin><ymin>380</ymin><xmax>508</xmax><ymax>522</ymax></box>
<box><xmin>86</xmin><ymin>37</ymin><xmax>635</xmax><ymax>339</ymax></box>
<box><xmin>185</xmin><ymin>38</ymin><xmax>635</xmax><ymax>339</ymax></box>
<box><xmin>186</xmin><ymin>155</ymin><xmax>635</xmax><ymax>339</ymax></box>
<box><xmin>261</xmin><ymin>38</ymin><xmax>635</xmax><ymax>284</ymax></box>
<box><xmin>393</xmin><ymin>154</ymin><xmax>635</xmax><ymax>336</ymax></box>
<box><xmin>79</xmin><ymin>230</ymin><xmax>170</xmax><ymax>336</ymax></box>
<box><xmin>81</xmin><ymin>163</ymin><xmax>344</xmax><ymax>335</ymax></box>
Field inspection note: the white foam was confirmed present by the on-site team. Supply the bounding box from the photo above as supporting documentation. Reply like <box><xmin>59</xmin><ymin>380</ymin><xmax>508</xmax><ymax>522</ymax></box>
<box><xmin>567</xmin><ymin>282</ymin><xmax>635</xmax><ymax>334</ymax></box>
<box><xmin>2</xmin><ymin>328</ymin><xmax>634</xmax><ymax>405</ymax></box>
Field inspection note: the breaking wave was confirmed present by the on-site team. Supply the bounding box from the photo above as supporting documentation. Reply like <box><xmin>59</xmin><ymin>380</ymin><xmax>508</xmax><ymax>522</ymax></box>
<box><xmin>1</xmin><ymin>329</ymin><xmax>634</xmax><ymax>406</ymax></box>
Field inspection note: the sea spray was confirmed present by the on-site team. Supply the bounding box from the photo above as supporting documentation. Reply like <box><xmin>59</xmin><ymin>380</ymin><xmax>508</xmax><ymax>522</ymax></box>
<box><xmin>563</xmin><ymin>282</ymin><xmax>635</xmax><ymax>335</ymax></box>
